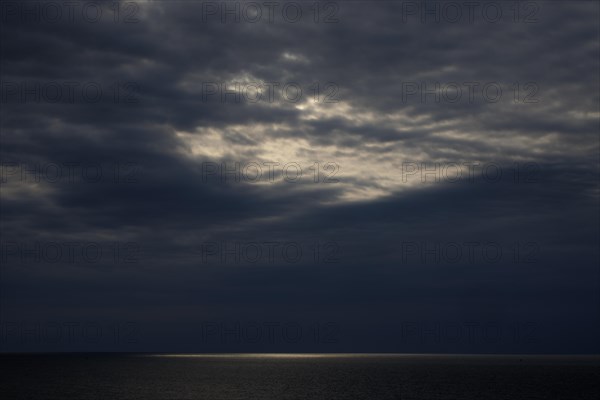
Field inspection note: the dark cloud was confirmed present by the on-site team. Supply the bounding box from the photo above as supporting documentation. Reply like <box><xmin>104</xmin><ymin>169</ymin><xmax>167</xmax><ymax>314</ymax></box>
<box><xmin>0</xmin><ymin>0</ymin><xmax>598</xmax><ymax>353</ymax></box>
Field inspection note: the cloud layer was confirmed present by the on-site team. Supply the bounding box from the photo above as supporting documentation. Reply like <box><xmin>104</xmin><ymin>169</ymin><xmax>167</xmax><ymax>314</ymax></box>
<box><xmin>0</xmin><ymin>0</ymin><xmax>598</xmax><ymax>353</ymax></box>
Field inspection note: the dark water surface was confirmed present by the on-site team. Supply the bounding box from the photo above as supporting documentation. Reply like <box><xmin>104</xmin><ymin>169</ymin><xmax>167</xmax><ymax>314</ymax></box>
<box><xmin>1</xmin><ymin>354</ymin><xmax>599</xmax><ymax>399</ymax></box>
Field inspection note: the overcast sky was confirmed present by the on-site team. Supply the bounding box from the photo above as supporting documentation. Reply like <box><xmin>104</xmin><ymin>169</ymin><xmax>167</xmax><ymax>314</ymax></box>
<box><xmin>0</xmin><ymin>0</ymin><xmax>599</xmax><ymax>353</ymax></box>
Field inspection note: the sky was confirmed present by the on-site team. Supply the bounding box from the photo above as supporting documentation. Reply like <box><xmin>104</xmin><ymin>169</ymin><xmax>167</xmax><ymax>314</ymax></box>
<box><xmin>0</xmin><ymin>0</ymin><xmax>599</xmax><ymax>353</ymax></box>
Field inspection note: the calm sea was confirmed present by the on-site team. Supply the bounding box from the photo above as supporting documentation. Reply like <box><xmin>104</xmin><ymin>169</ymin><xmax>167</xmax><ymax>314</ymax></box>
<box><xmin>1</xmin><ymin>354</ymin><xmax>599</xmax><ymax>399</ymax></box>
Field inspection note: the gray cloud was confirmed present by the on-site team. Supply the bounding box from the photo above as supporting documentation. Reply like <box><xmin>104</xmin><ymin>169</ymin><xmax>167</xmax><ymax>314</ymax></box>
<box><xmin>0</xmin><ymin>0</ymin><xmax>598</xmax><ymax>353</ymax></box>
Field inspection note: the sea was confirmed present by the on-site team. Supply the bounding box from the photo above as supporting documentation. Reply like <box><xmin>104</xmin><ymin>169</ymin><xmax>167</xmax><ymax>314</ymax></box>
<box><xmin>1</xmin><ymin>354</ymin><xmax>599</xmax><ymax>399</ymax></box>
